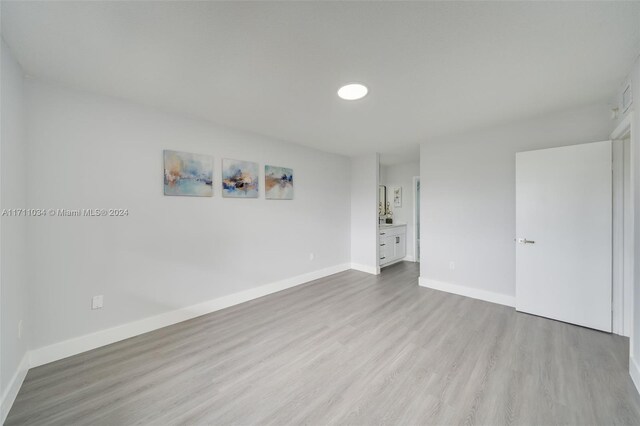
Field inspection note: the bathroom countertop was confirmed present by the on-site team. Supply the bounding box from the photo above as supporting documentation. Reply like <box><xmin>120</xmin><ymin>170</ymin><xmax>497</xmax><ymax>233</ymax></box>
<box><xmin>379</xmin><ymin>223</ymin><xmax>406</xmax><ymax>229</ymax></box>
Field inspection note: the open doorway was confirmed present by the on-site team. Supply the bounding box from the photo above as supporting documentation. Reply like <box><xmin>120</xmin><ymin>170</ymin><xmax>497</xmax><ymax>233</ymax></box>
<box><xmin>378</xmin><ymin>151</ymin><xmax>420</xmax><ymax>271</ymax></box>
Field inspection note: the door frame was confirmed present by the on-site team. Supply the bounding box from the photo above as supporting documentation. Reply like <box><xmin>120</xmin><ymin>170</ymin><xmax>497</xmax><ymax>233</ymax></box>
<box><xmin>611</xmin><ymin>113</ymin><xmax>634</xmax><ymax>339</ymax></box>
<box><xmin>413</xmin><ymin>176</ymin><xmax>420</xmax><ymax>263</ymax></box>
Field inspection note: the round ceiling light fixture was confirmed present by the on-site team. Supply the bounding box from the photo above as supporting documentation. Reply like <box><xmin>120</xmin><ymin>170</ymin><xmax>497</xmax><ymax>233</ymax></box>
<box><xmin>337</xmin><ymin>83</ymin><xmax>368</xmax><ymax>101</ymax></box>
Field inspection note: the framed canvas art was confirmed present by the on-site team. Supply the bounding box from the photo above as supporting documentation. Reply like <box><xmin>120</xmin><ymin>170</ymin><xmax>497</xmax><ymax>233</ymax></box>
<box><xmin>265</xmin><ymin>165</ymin><xmax>293</xmax><ymax>200</ymax></box>
<box><xmin>222</xmin><ymin>159</ymin><xmax>259</xmax><ymax>198</ymax></box>
<box><xmin>163</xmin><ymin>150</ymin><xmax>213</xmax><ymax>197</ymax></box>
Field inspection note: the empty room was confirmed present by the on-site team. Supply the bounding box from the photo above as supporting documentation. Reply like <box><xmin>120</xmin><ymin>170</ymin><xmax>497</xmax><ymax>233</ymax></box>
<box><xmin>2</xmin><ymin>1</ymin><xmax>640</xmax><ymax>425</ymax></box>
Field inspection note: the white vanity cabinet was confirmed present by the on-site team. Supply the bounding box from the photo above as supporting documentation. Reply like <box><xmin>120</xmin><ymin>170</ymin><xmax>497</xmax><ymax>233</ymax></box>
<box><xmin>379</xmin><ymin>224</ymin><xmax>407</xmax><ymax>267</ymax></box>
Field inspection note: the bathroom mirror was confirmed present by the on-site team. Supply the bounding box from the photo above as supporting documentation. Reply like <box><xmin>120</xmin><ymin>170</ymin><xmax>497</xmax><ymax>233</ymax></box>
<box><xmin>378</xmin><ymin>185</ymin><xmax>386</xmax><ymax>215</ymax></box>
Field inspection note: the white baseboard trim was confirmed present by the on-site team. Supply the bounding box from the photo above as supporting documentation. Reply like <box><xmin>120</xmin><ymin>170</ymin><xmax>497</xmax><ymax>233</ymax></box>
<box><xmin>29</xmin><ymin>263</ymin><xmax>351</xmax><ymax>368</ymax></box>
<box><xmin>350</xmin><ymin>263</ymin><xmax>379</xmax><ymax>275</ymax></box>
<box><xmin>1</xmin><ymin>353</ymin><xmax>29</xmax><ymax>424</ymax></box>
<box><xmin>630</xmin><ymin>356</ymin><xmax>640</xmax><ymax>395</ymax></box>
<box><xmin>402</xmin><ymin>255</ymin><xmax>416</xmax><ymax>262</ymax></box>
<box><xmin>418</xmin><ymin>277</ymin><xmax>515</xmax><ymax>307</ymax></box>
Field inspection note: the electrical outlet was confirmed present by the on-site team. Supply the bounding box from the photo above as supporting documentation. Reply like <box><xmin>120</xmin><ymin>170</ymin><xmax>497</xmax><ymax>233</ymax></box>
<box><xmin>92</xmin><ymin>295</ymin><xmax>104</xmax><ymax>310</ymax></box>
<box><xmin>309</xmin><ymin>252</ymin><xmax>315</xmax><ymax>261</ymax></box>
<box><xmin>18</xmin><ymin>319</ymin><xmax>23</xmax><ymax>340</ymax></box>
<box><xmin>449</xmin><ymin>261</ymin><xmax>455</xmax><ymax>271</ymax></box>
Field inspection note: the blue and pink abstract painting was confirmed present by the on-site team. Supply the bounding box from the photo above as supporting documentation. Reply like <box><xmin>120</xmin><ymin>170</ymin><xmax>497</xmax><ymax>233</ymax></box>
<box><xmin>222</xmin><ymin>159</ymin><xmax>259</xmax><ymax>198</ymax></box>
<box><xmin>265</xmin><ymin>165</ymin><xmax>293</xmax><ymax>200</ymax></box>
<box><xmin>164</xmin><ymin>150</ymin><xmax>213</xmax><ymax>197</ymax></box>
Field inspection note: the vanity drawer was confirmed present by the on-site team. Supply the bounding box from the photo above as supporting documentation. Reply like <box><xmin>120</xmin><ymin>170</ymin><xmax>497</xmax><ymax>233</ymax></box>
<box><xmin>379</xmin><ymin>226</ymin><xmax>406</xmax><ymax>238</ymax></box>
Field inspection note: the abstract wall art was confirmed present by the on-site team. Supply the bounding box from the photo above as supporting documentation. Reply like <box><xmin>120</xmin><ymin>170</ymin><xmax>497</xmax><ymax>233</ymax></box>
<box><xmin>163</xmin><ymin>150</ymin><xmax>213</xmax><ymax>197</ymax></box>
<box><xmin>222</xmin><ymin>159</ymin><xmax>259</xmax><ymax>198</ymax></box>
<box><xmin>265</xmin><ymin>165</ymin><xmax>293</xmax><ymax>200</ymax></box>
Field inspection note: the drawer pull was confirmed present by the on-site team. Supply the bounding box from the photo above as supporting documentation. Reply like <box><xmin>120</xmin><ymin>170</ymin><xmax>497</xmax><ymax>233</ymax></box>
<box><xmin>380</xmin><ymin>243</ymin><xmax>386</xmax><ymax>246</ymax></box>
<box><xmin>380</xmin><ymin>232</ymin><xmax>386</xmax><ymax>235</ymax></box>
<box><xmin>380</xmin><ymin>257</ymin><xmax>386</xmax><ymax>260</ymax></box>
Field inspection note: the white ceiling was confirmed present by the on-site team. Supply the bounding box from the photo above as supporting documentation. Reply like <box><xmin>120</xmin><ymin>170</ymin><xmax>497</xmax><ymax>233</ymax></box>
<box><xmin>3</xmin><ymin>1</ymin><xmax>640</xmax><ymax>160</ymax></box>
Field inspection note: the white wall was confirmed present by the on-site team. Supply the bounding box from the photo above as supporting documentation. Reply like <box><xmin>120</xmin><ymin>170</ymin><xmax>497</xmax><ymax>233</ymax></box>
<box><xmin>380</xmin><ymin>161</ymin><xmax>419</xmax><ymax>261</ymax></box>
<box><xmin>24</xmin><ymin>80</ymin><xmax>352</xmax><ymax>353</ymax></box>
<box><xmin>1</xmin><ymin>41</ymin><xmax>29</xmax><ymax>420</ymax></box>
<box><xmin>350</xmin><ymin>153</ymin><xmax>379</xmax><ymax>274</ymax></box>
<box><xmin>419</xmin><ymin>104</ymin><xmax>612</xmax><ymax>304</ymax></box>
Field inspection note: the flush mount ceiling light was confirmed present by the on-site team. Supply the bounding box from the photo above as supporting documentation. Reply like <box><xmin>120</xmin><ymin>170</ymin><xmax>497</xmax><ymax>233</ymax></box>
<box><xmin>337</xmin><ymin>83</ymin><xmax>368</xmax><ymax>100</ymax></box>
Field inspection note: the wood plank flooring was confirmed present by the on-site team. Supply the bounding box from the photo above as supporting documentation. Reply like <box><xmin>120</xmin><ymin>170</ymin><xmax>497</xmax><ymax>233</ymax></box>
<box><xmin>7</xmin><ymin>262</ymin><xmax>640</xmax><ymax>425</ymax></box>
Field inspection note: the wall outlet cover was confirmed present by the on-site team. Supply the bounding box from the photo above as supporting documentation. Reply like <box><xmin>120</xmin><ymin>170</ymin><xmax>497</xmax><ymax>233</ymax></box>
<box><xmin>92</xmin><ymin>295</ymin><xmax>104</xmax><ymax>310</ymax></box>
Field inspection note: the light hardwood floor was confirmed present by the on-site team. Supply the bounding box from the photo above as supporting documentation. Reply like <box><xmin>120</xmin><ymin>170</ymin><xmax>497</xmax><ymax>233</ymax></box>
<box><xmin>7</xmin><ymin>262</ymin><xmax>640</xmax><ymax>425</ymax></box>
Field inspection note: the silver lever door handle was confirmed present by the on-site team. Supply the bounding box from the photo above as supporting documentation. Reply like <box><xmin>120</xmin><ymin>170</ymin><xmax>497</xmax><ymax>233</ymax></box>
<box><xmin>516</xmin><ymin>238</ymin><xmax>535</xmax><ymax>244</ymax></box>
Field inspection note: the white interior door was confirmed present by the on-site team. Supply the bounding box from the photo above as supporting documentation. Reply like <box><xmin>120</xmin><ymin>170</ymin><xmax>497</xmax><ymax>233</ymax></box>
<box><xmin>515</xmin><ymin>141</ymin><xmax>612</xmax><ymax>332</ymax></box>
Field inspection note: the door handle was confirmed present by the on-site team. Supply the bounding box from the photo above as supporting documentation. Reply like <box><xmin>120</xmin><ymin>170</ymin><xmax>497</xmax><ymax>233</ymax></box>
<box><xmin>516</xmin><ymin>238</ymin><xmax>535</xmax><ymax>244</ymax></box>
